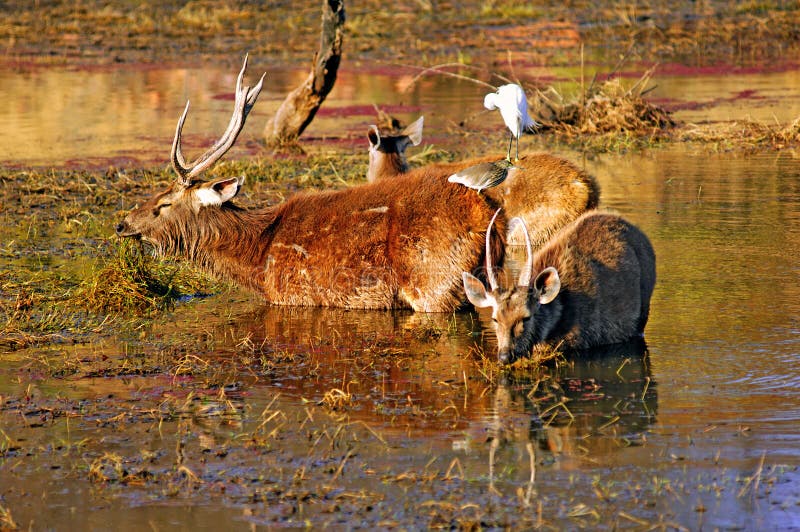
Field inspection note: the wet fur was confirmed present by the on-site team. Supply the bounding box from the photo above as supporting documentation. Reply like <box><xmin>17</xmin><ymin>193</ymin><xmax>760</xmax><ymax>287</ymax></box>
<box><xmin>119</xmin><ymin>173</ymin><xmax>505</xmax><ymax>312</ymax></box>
<box><xmin>515</xmin><ymin>211</ymin><xmax>655</xmax><ymax>355</ymax></box>
<box><xmin>471</xmin><ymin>211</ymin><xmax>656</xmax><ymax>361</ymax></box>
<box><xmin>370</xmin><ymin>152</ymin><xmax>600</xmax><ymax>247</ymax></box>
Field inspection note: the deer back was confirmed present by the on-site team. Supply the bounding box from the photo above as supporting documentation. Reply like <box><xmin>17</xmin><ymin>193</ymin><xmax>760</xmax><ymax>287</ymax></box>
<box><xmin>374</xmin><ymin>152</ymin><xmax>600</xmax><ymax>247</ymax></box>
<box><xmin>261</xmin><ymin>171</ymin><xmax>505</xmax><ymax>311</ymax></box>
<box><xmin>528</xmin><ymin>211</ymin><xmax>656</xmax><ymax>350</ymax></box>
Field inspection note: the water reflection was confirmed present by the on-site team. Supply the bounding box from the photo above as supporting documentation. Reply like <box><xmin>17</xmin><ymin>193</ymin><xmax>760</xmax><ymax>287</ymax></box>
<box><xmin>481</xmin><ymin>339</ymin><xmax>656</xmax><ymax>480</ymax></box>
<box><xmin>202</xmin><ymin>302</ymin><xmax>498</xmax><ymax>433</ymax></box>
<box><xmin>0</xmin><ymin>64</ymin><xmax>489</xmax><ymax>168</ymax></box>
<box><xmin>589</xmin><ymin>149</ymin><xmax>800</xmax><ymax>417</ymax></box>
<box><xmin>3</xmin><ymin>63</ymin><xmax>800</xmax><ymax>168</ymax></box>
<box><xmin>168</xmin><ymin>299</ymin><xmax>660</xmax><ymax>462</ymax></box>
<box><xmin>212</xmin><ymin>299</ymin><xmax>659</xmax><ymax>465</ymax></box>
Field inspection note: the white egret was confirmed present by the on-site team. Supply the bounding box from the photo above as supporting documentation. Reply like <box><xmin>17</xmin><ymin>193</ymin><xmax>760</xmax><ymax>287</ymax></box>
<box><xmin>447</xmin><ymin>159</ymin><xmax>517</xmax><ymax>193</ymax></box>
<box><xmin>484</xmin><ymin>84</ymin><xmax>539</xmax><ymax>161</ymax></box>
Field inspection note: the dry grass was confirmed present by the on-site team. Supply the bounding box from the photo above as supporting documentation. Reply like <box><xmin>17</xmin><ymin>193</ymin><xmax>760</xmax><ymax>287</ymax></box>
<box><xmin>510</xmin><ymin>343</ymin><xmax>567</xmax><ymax>370</ymax></box>
<box><xmin>679</xmin><ymin>115</ymin><xmax>800</xmax><ymax>149</ymax></box>
<box><xmin>0</xmin><ymin>270</ymin><xmax>84</xmax><ymax>351</ymax></box>
<box><xmin>533</xmin><ymin>68</ymin><xmax>674</xmax><ymax>138</ymax></box>
<box><xmin>2</xmin><ymin>1</ymin><xmax>798</xmax><ymax>70</ymax></box>
<box><xmin>321</xmin><ymin>388</ymin><xmax>354</xmax><ymax>411</ymax></box>
<box><xmin>0</xmin><ymin>502</ymin><xmax>18</xmax><ymax>531</ymax></box>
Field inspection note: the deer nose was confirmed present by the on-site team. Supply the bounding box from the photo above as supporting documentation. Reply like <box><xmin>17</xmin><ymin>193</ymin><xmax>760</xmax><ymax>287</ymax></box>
<box><xmin>498</xmin><ymin>350</ymin><xmax>512</xmax><ymax>365</ymax></box>
<box><xmin>115</xmin><ymin>221</ymin><xmax>127</xmax><ymax>235</ymax></box>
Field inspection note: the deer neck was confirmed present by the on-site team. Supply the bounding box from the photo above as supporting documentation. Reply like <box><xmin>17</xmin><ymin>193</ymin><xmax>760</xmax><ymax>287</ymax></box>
<box><xmin>368</xmin><ymin>150</ymin><xmax>407</xmax><ymax>182</ymax></box>
<box><xmin>171</xmin><ymin>205</ymin><xmax>277</xmax><ymax>292</ymax></box>
<box><xmin>528</xmin><ymin>289</ymin><xmax>563</xmax><ymax>346</ymax></box>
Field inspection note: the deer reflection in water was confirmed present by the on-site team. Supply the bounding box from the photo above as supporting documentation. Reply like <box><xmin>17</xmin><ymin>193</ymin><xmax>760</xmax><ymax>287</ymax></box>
<box><xmin>474</xmin><ymin>338</ymin><xmax>657</xmax><ymax>495</ymax></box>
<box><xmin>202</xmin><ymin>303</ymin><xmax>492</xmax><ymax>415</ymax></box>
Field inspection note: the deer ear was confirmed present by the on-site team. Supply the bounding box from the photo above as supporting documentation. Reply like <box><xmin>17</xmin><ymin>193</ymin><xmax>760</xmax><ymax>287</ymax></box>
<box><xmin>367</xmin><ymin>126</ymin><xmax>381</xmax><ymax>148</ymax></box>
<box><xmin>533</xmin><ymin>267</ymin><xmax>560</xmax><ymax>305</ymax></box>
<box><xmin>462</xmin><ymin>272</ymin><xmax>496</xmax><ymax>309</ymax></box>
<box><xmin>402</xmin><ymin>116</ymin><xmax>424</xmax><ymax>146</ymax></box>
<box><xmin>195</xmin><ymin>176</ymin><xmax>243</xmax><ymax>207</ymax></box>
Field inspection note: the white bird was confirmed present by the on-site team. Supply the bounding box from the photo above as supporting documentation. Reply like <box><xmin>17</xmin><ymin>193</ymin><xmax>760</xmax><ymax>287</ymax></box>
<box><xmin>448</xmin><ymin>159</ymin><xmax>517</xmax><ymax>193</ymax></box>
<box><xmin>484</xmin><ymin>84</ymin><xmax>539</xmax><ymax>161</ymax></box>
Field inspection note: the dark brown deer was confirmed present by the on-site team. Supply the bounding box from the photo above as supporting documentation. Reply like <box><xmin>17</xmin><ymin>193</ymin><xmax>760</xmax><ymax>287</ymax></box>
<box><xmin>364</xmin><ymin>125</ymin><xmax>600</xmax><ymax>247</ymax></box>
<box><xmin>366</xmin><ymin>116</ymin><xmax>424</xmax><ymax>183</ymax></box>
<box><xmin>462</xmin><ymin>210</ymin><xmax>656</xmax><ymax>363</ymax></box>
<box><xmin>115</xmin><ymin>58</ymin><xmax>505</xmax><ymax>312</ymax></box>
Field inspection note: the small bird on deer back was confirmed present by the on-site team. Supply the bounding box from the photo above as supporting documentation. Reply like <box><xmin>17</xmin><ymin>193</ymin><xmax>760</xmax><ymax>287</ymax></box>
<box><xmin>447</xmin><ymin>159</ymin><xmax>518</xmax><ymax>194</ymax></box>
<box><xmin>484</xmin><ymin>83</ymin><xmax>539</xmax><ymax>162</ymax></box>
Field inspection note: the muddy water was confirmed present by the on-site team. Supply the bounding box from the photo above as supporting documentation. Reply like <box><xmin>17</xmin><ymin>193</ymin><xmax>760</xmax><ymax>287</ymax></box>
<box><xmin>2</xmin><ymin>66</ymin><xmax>800</xmax><ymax>529</ymax></box>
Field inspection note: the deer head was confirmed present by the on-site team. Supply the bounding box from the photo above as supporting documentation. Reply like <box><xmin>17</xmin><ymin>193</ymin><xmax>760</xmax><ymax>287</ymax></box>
<box><xmin>115</xmin><ymin>55</ymin><xmax>265</xmax><ymax>258</ymax></box>
<box><xmin>462</xmin><ymin>213</ymin><xmax>561</xmax><ymax>364</ymax></box>
<box><xmin>366</xmin><ymin>116</ymin><xmax>423</xmax><ymax>182</ymax></box>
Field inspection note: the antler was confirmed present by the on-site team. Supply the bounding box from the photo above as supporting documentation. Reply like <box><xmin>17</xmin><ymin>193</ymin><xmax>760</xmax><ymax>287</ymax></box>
<box><xmin>485</xmin><ymin>209</ymin><xmax>502</xmax><ymax>291</ymax></box>
<box><xmin>171</xmin><ymin>54</ymin><xmax>266</xmax><ymax>186</ymax></box>
<box><xmin>508</xmin><ymin>217</ymin><xmax>533</xmax><ymax>287</ymax></box>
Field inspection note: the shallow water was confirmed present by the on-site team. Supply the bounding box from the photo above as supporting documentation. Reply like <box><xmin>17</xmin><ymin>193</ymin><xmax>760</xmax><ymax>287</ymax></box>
<box><xmin>3</xmin><ymin>62</ymin><xmax>800</xmax><ymax>168</ymax></box>
<box><xmin>2</xmin><ymin>64</ymin><xmax>800</xmax><ymax>529</ymax></box>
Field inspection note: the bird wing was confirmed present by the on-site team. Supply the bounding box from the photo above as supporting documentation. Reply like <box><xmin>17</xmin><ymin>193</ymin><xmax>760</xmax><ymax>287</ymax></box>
<box><xmin>499</xmin><ymin>84</ymin><xmax>538</xmax><ymax>133</ymax></box>
<box><xmin>500</xmin><ymin>104</ymin><xmax>523</xmax><ymax>138</ymax></box>
<box><xmin>447</xmin><ymin>162</ymin><xmax>510</xmax><ymax>192</ymax></box>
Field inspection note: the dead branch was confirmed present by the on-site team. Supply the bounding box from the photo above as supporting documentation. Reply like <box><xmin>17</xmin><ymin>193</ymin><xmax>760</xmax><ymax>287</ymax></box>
<box><xmin>263</xmin><ymin>0</ymin><xmax>345</xmax><ymax>147</ymax></box>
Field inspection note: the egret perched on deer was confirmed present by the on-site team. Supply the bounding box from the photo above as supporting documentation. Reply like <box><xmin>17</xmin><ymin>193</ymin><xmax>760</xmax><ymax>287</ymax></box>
<box><xmin>484</xmin><ymin>83</ymin><xmax>539</xmax><ymax>161</ymax></box>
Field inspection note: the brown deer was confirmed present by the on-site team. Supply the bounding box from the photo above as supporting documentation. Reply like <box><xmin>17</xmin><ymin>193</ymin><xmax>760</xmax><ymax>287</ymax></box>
<box><xmin>364</xmin><ymin>125</ymin><xmax>600</xmax><ymax>247</ymax></box>
<box><xmin>115</xmin><ymin>58</ymin><xmax>505</xmax><ymax>312</ymax></box>
<box><xmin>366</xmin><ymin>116</ymin><xmax>424</xmax><ymax>183</ymax></box>
<box><xmin>462</xmin><ymin>210</ymin><xmax>656</xmax><ymax>363</ymax></box>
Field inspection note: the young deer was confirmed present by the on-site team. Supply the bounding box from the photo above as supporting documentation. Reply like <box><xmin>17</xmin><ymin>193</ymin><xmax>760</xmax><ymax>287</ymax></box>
<box><xmin>366</xmin><ymin>116</ymin><xmax>424</xmax><ymax>183</ymax></box>
<box><xmin>462</xmin><ymin>210</ymin><xmax>656</xmax><ymax>363</ymax></box>
<box><xmin>115</xmin><ymin>58</ymin><xmax>505</xmax><ymax>312</ymax></box>
<box><xmin>364</xmin><ymin>125</ymin><xmax>599</xmax><ymax>247</ymax></box>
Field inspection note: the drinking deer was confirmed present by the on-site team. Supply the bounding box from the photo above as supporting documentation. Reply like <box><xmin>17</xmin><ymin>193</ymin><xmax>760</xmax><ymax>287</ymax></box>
<box><xmin>366</xmin><ymin>116</ymin><xmax>424</xmax><ymax>183</ymax></box>
<box><xmin>462</xmin><ymin>210</ymin><xmax>656</xmax><ymax>363</ymax></box>
<box><xmin>115</xmin><ymin>57</ymin><xmax>505</xmax><ymax>312</ymax></box>
<box><xmin>364</xmin><ymin>126</ymin><xmax>599</xmax><ymax>247</ymax></box>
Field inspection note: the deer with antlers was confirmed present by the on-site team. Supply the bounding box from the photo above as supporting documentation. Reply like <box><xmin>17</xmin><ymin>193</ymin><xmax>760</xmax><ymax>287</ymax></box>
<box><xmin>116</xmin><ymin>57</ymin><xmax>507</xmax><ymax>312</ymax></box>
<box><xmin>462</xmin><ymin>210</ymin><xmax>656</xmax><ymax>363</ymax></box>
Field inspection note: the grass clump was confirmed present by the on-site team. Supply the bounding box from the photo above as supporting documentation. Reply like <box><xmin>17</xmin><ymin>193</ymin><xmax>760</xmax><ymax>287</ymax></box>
<box><xmin>679</xmin><ymin>114</ymin><xmax>800</xmax><ymax>149</ymax></box>
<box><xmin>510</xmin><ymin>344</ymin><xmax>566</xmax><ymax>370</ymax></box>
<box><xmin>533</xmin><ymin>68</ymin><xmax>674</xmax><ymax>139</ymax></box>
<box><xmin>0</xmin><ymin>270</ymin><xmax>82</xmax><ymax>351</ymax></box>
<box><xmin>74</xmin><ymin>240</ymin><xmax>217</xmax><ymax>315</ymax></box>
